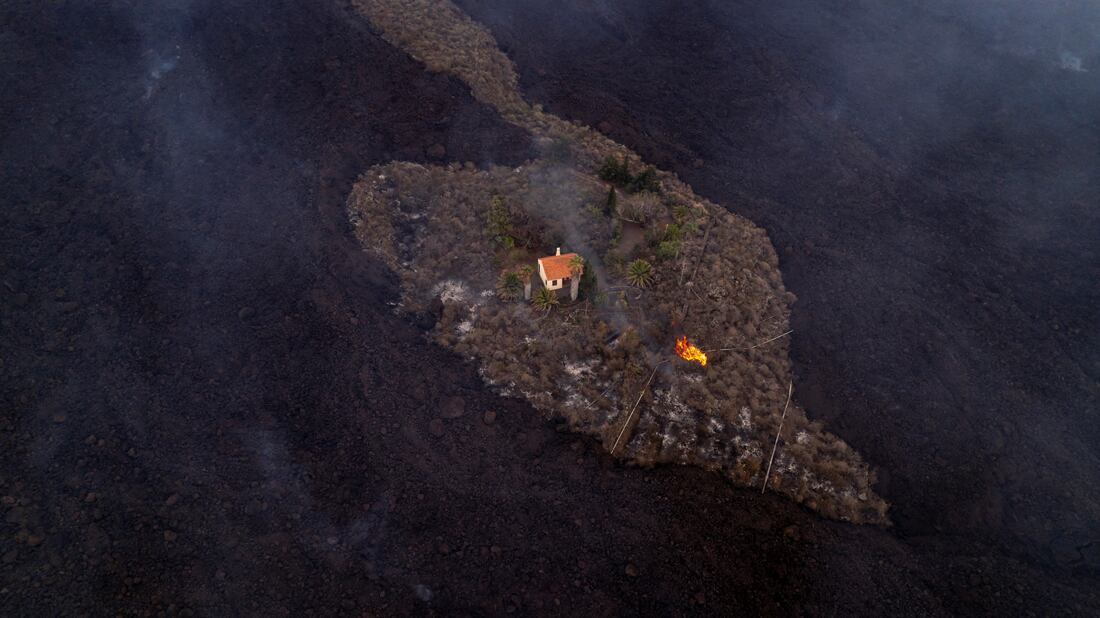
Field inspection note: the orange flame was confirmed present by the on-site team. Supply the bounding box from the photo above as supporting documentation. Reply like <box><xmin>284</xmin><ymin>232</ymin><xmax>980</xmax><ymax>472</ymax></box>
<box><xmin>674</xmin><ymin>335</ymin><xmax>708</xmax><ymax>367</ymax></box>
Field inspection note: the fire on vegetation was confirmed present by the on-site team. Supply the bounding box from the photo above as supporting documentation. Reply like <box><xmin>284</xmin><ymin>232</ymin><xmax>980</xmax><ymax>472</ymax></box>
<box><xmin>674</xmin><ymin>335</ymin><xmax>707</xmax><ymax>367</ymax></box>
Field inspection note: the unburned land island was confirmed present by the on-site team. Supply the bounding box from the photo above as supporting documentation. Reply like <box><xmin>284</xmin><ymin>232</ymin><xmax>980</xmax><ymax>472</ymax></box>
<box><xmin>349</xmin><ymin>157</ymin><xmax>887</xmax><ymax>524</ymax></box>
<box><xmin>348</xmin><ymin>0</ymin><xmax>888</xmax><ymax>524</ymax></box>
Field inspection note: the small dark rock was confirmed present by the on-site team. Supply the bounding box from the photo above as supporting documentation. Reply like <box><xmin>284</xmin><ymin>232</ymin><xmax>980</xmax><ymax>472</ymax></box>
<box><xmin>428</xmin><ymin>419</ymin><xmax>445</xmax><ymax>438</ymax></box>
<box><xmin>414</xmin><ymin>310</ymin><xmax>437</xmax><ymax>330</ymax></box>
<box><xmin>986</xmin><ymin>427</ymin><xmax>1005</xmax><ymax>451</ymax></box>
<box><xmin>440</xmin><ymin>396</ymin><xmax>465</xmax><ymax>419</ymax></box>
<box><xmin>625</xmin><ymin>563</ymin><xmax>638</xmax><ymax>577</ymax></box>
<box><xmin>1080</xmin><ymin>541</ymin><xmax>1100</xmax><ymax>569</ymax></box>
<box><xmin>238</xmin><ymin>306</ymin><xmax>255</xmax><ymax>320</ymax></box>
<box><xmin>1050</xmin><ymin>536</ymin><xmax>1081</xmax><ymax>567</ymax></box>
<box><xmin>482</xmin><ymin>410</ymin><xmax>497</xmax><ymax>425</ymax></box>
<box><xmin>426</xmin><ymin>143</ymin><xmax>446</xmax><ymax>159</ymax></box>
<box><xmin>84</xmin><ymin>525</ymin><xmax>109</xmax><ymax>555</ymax></box>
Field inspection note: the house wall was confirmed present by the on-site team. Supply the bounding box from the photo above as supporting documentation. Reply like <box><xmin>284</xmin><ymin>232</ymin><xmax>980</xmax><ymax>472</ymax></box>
<box><xmin>538</xmin><ymin>261</ymin><xmax>564</xmax><ymax>289</ymax></box>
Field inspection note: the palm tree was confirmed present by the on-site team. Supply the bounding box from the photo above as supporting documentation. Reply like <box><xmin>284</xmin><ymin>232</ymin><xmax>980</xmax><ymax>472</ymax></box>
<box><xmin>517</xmin><ymin>264</ymin><xmax>535</xmax><ymax>300</ymax></box>
<box><xmin>531</xmin><ymin>287</ymin><xmax>559</xmax><ymax>312</ymax></box>
<box><xmin>568</xmin><ymin>255</ymin><xmax>585</xmax><ymax>276</ymax></box>
<box><xmin>626</xmin><ymin>259</ymin><xmax>654</xmax><ymax>288</ymax></box>
<box><xmin>496</xmin><ymin>270</ymin><xmax>523</xmax><ymax>301</ymax></box>
<box><xmin>568</xmin><ymin>255</ymin><xmax>585</xmax><ymax>301</ymax></box>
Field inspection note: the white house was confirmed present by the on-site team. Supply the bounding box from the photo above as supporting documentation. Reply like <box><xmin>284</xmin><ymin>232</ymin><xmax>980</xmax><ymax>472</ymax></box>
<box><xmin>537</xmin><ymin>247</ymin><xmax>583</xmax><ymax>300</ymax></box>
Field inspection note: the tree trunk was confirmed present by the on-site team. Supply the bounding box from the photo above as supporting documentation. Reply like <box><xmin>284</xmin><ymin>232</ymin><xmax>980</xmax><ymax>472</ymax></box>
<box><xmin>523</xmin><ymin>282</ymin><xmax>531</xmax><ymax>300</ymax></box>
<box><xmin>569</xmin><ymin>277</ymin><xmax>579</xmax><ymax>301</ymax></box>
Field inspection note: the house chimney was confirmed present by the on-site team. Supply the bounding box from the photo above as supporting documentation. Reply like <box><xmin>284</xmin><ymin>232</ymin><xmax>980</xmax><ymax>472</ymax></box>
<box><xmin>555</xmin><ymin>247</ymin><xmax>561</xmax><ymax>256</ymax></box>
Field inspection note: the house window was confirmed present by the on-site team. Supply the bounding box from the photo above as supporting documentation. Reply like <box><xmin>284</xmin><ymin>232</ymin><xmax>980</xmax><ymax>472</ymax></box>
<box><xmin>551</xmin><ymin>279</ymin><xmax>558</xmax><ymax>286</ymax></box>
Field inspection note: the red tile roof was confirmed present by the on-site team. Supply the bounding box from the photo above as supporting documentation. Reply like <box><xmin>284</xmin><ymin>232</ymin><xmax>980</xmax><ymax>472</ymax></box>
<box><xmin>539</xmin><ymin>252</ymin><xmax>581</xmax><ymax>281</ymax></box>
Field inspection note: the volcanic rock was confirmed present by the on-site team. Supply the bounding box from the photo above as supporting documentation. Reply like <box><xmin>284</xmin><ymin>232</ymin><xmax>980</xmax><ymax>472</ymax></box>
<box><xmin>426</xmin><ymin>143</ymin><xmax>446</xmax><ymax>159</ymax></box>
<box><xmin>428</xmin><ymin>418</ymin><xmax>446</xmax><ymax>437</ymax></box>
<box><xmin>440</xmin><ymin>396</ymin><xmax>465</xmax><ymax>418</ymax></box>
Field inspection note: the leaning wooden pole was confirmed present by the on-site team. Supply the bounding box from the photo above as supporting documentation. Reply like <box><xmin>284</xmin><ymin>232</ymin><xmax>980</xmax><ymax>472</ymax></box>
<box><xmin>611</xmin><ymin>360</ymin><xmax>668</xmax><ymax>454</ymax></box>
<box><xmin>761</xmin><ymin>382</ymin><xmax>794</xmax><ymax>494</ymax></box>
<box><xmin>706</xmin><ymin>329</ymin><xmax>793</xmax><ymax>354</ymax></box>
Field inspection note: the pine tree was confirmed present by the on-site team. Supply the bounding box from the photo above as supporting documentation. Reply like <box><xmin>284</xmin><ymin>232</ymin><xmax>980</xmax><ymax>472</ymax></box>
<box><xmin>604</xmin><ymin>186</ymin><xmax>618</xmax><ymax>217</ymax></box>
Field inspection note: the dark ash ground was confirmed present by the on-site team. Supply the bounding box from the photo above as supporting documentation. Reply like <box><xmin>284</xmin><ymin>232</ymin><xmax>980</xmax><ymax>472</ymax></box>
<box><xmin>2</xmin><ymin>0</ymin><xmax>1098</xmax><ymax>615</ymax></box>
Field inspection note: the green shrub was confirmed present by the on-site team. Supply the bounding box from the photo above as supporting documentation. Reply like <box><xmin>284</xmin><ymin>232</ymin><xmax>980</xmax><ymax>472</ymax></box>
<box><xmin>627</xmin><ymin>166</ymin><xmax>659</xmax><ymax>193</ymax></box>
<box><xmin>626</xmin><ymin>258</ymin><xmax>654</xmax><ymax>288</ymax></box>
<box><xmin>662</xmin><ymin>222</ymin><xmax>683</xmax><ymax>242</ymax></box>
<box><xmin>578</xmin><ymin>258</ymin><xmax>598</xmax><ymax>300</ymax></box>
<box><xmin>598</xmin><ymin>156</ymin><xmax>632</xmax><ymax>185</ymax></box>
<box><xmin>532</xmin><ymin>287</ymin><xmax>559</xmax><ymax>312</ymax></box>
<box><xmin>657</xmin><ymin>240</ymin><xmax>680</xmax><ymax>260</ymax></box>
<box><xmin>486</xmin><ymin>195</ymin><xmax>513</xmax><ymax>247</ymax></box>
<box><xmin>599</xmin><ymin>157</ymin><xmax>659</xmax><ymax>194</ymax></box>
<box><xmin>496</xmin><ymin>270</ymin><xmax>523</xmax><ymax>301</ymax></box>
